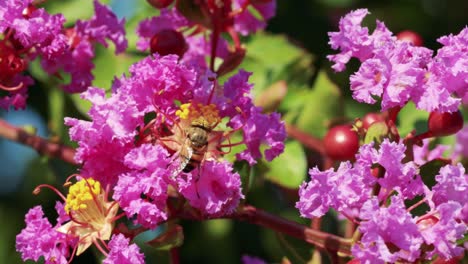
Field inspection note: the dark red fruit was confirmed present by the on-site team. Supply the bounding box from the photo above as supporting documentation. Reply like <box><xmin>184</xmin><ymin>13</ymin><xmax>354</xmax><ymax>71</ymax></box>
<box><xmin>324</xmin><ymin>125</ymin><xmax>360</xmax><ymax>161</ymax></box>
<box><xmin>362</xmin><ymin>112</ymin><xmax>385</xmax><ymax>129</ymax></box>
<box><xmin>428</xmin><ymin>110</ymin><xmax>463</xmax><ymax>137</ymax></box>
<box><xmin>22</xmin><ymin>4</ymin><xmax>37</xmax><ymax>18</ymax></box>
<box><xmin>147</xmin><ymin>0</ymin><xmax>174</xmax><ymax>9</ymax></box>
<box><xmin>396</xmin><ymin>30</ymin><xmax>423</xmax><ymax>46</ymax></box>
<box><xmin>150</xmin><ymin>29</ymin><xmax>187</xmax><ymax>57</ymax></box>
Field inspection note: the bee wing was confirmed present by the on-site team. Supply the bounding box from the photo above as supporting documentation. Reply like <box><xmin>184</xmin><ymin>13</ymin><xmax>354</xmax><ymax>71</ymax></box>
<box><xmin>169</xmin><ymin>143</ymin><xmax>193</xmax><ymax>180</ymax></box>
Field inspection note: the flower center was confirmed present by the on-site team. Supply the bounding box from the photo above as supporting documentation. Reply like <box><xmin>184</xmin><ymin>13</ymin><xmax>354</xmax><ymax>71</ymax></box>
<box><xmin>64</xmin><ymin>178</ymin><xmax>110</xmax><ymax>231</ymax></box>
<box><xmin>175</xmin><ymin>103</ymin><xmax>221</xmax><ymax>129</ymax></box>
<box><xmin>65</xmin><ymin>178</ymin><xmax>101</xmax><ymax>212</ymax></box>
<box><xmin>59</xmin><ymin>178</ymin><xmax>118</xmax><ymax>256</ymax></box>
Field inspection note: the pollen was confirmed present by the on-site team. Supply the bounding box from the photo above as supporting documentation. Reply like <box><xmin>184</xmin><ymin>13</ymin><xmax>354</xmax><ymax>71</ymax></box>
<box><xmin>58</xmin><ymin>177</ymin><xmax>119</xmax><ymax>256</ymax></box>
<box><xmin>175</xmin><ymin>103</ymin><xmax>191</xmax><ymax>119</ymax></box>
<box><xmin>175</xmin><ymin>102</ymin><xmax>220</xmax><ymax>128</ymax></box>
<box><xmin>65</xmin><ymin>178</ymin><xmax>102</xmax><ymax>213</ymax></box>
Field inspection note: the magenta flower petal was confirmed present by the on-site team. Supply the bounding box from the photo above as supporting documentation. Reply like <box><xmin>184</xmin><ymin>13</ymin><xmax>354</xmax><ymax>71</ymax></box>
<box><xmin>353</xmin><ymin>195</ymin><xmax>424</xmax><ymax>263</ymax></box>
<box><xmin>16</xmin><ymin>206</ymin><xmax>72</xmax><ymax>264</ymax></box>
<box><xmin>178</xmin><ymin>160</ymin><xmax>244</xmax><ymax>216</ymax></box>
<box><xmin>103</xmin><ymin>234</ymin><xmax>145</xmax><ymax>264</ymax></box>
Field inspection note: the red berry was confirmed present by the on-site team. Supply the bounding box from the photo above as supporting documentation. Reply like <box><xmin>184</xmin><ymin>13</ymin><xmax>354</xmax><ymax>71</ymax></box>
<box><xmin>22</xmin><ymin>4</ymin><xmax>37</xmax><ymax>18</ymax></box>
<box><xmin>150</xmin><ymin>29</ymin><xmax>187</xmax><ymax>57</ymax></box>
<box><xmin>362</xmin><ymin>112</ymin><xmax>385</xmax><ymax>129</ymax></box>
<box><xmin>428</xmin><ymin>110</ymin><xmax>463</xmax><ymax>137</ymax></box>
<box><xmin>346</xmin><ymin>259</ymin><xmax>360</xmax><ymax>264</ymax></box>
<box><xmin>324</xmin><ymin>125</ymin><xmax>360</xmax><ymax>161</ymax></box>
<box><xmin>396</xmin><ymin>30</ymin><xmax>423</xmax><ymax>46</ymax></box>
<box><xmin>146</xmin><ymin>0</ymin><xmax>174</xmax><ymax>9</ymax></box>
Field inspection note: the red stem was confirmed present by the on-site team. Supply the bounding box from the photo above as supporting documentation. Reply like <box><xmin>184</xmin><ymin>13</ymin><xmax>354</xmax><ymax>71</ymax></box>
<box><xmin>170</xmin><ymin>247</ymin><xmax>180</xmax><ymax>264</ymax></box>
<box><xmin>285</xmin><ymin>123</ymin><xmax>325</xmax><ymax>155</ymax></box>
<box><xmin>0</xmin><ymin>118</ymin><xmax>77</xmax><ymax>165</ymax></box>
<box><xmin>230</xmin><ymin>205</ymin><xmax>351</xmax><ymax>255</ymax></box>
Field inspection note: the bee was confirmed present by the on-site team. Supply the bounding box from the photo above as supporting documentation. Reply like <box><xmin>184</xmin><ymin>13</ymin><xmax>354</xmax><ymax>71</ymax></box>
<box><xmin>179</xmin><ymin>122</ymin><xmax>211</xmax><ymax>172</ymax></box>
<box><xmin>169</xmin><ymin>119</ymin><xmax>218</xmax><ymax>179</ymax></box>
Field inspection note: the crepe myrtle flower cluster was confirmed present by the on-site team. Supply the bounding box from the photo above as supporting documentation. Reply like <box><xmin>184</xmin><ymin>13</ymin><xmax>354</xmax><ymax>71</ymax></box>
<box><xmin>296</xmin><ymin>9</ymin><xmax>468</xmax><ymax>263</ymax></box>
<box><xmin>297</xmin><ymin>139</ymin><xmax>467</xmax><ymax>263</ymax></box>
<box><xmin>64</xmin><ymin>54</ymin><xmax>284</xmax><ymax>228</ymax></box>
<box><xmin>328</xmin><ymin>8</ymin><xmax>467</xmax><ymax>113</ymax></box>
<box><xmin>0</xmin><ymin>0</ymin><xmax>127</xmax><ymax>110</ymax></box>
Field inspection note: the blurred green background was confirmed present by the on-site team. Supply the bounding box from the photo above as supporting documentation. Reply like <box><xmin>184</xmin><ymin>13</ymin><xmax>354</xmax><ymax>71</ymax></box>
<box><xmin>0</xmin><ymin>0</ymin><xmax>466</xmax><ymax>263</ymax></box>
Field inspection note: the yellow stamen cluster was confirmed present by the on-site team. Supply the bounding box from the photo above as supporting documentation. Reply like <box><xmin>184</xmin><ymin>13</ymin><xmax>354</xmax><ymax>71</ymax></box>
<box><xmin>175</xmin><ymin>103</ymin><xmax>220</xmax><ymax>128</ymax></box>
<box><xmin>65</xmin><ymin>178</ymin><xmax>101</xmax><ymax>213</ymax></box>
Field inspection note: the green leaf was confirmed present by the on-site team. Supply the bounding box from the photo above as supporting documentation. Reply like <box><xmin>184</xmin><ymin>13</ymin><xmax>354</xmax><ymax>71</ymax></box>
<box><xmin>238</xmin><ymin>33</ymin><xmax>314</xmax><ymax>97</ymax></box>
<box><xmin>43</xmin><ymin>0</ymin><xmax>112</xmax><ymax>26</ymax></box>
<box><xmin>295</xmin><ymin>71</ymin><xmax>343</xmax><ymax>138</ymax></box>
<box><xmin>364</xmin><ymin>121</ymin><xmax>389</xmax><ymax>144</ymax></box>
<box><xmin>419</xmin><ymin>159</ymin><xmax>450</xmax><ymax>188</ymax></box>
<box><xmin>265</xmin><ymin>140</ymin><xmax>307</xmax><ymax>189</ymax></box>
<box><xmin>92</xmin><ymin>45</ymin><xmax>145</xmax><ymax>89</ymax></box>
<box><xmin>68</xmin><ymin>93</ymin><xmax>93</xmax><ymax>118</ymax></box>
<box><xmin>49</xmin><ymin>88</ymin><xmax>66</xmax><ymax>137</ymax></box>
<box><xmin>397</xmin><ymin>102</ymin><xmax>429</xmax><ymax>137</ymax></box>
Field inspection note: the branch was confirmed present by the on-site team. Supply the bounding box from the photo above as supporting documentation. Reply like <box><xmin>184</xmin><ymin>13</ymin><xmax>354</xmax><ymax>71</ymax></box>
<box><xmin>285</xmin><ymin>123</ymin><xmax>325</xmax><ymax>154</ymax></box>
<box><xmin>177</xmin><ymin>204</ymin><xmax>352</xmax><ymax>256</ymax></box>
<box><xmin>233</xmin><ymin>205</ymin><xmax>352</xmax><ymax>256</ymax></box>
<box><xmin>0</xmin><ymin>118</ymin><xmax>77</xmax><ymax>165</ymax></box>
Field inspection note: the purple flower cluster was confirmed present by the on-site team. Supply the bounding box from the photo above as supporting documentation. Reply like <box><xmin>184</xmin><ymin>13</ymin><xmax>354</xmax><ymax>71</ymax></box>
<box><xmin>65</xmin><ymin>54</ymin><xmax>284</xmax><ymax>228</ymax></box>
<box><xmin>0</xmin><ymin>0</ymin><xmax>127</xmax><ymax>110</ymax></box>
<box><xmin>16</xmin><ymin>204</ymin><xmax>72</xmax><ymax>264</ymax></box>
<box><xmin>328</xmin><ymin>9</ymin><xmax>467</xmax><ymax>113</ymax></box>
<box><xmin>297</xmin><ymin>138</ymin><xmax>467</xmax><ymax>262</ymax></box>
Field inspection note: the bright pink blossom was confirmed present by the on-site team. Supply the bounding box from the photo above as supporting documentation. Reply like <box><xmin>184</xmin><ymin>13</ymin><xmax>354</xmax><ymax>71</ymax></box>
<box><xmin>103</xmin><ymin>234</ymin><xmax>145</xmax><ymax>264</ymax></box>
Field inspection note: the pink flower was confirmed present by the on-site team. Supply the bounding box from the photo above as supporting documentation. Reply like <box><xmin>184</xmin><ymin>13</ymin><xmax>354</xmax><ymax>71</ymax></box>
<box><xmin>418</xmin><ymin>202</ymin><xmax>466</xmax><ymax>260</ymax></box>
<box><xmin>42</xmin><ymin>0</ymin><xmax>127</xmax><ymax>92</ymax></box>
<box><xmin>352</xmin><ymin>195</ymin><xmax>424</xmax><ymax>263</ymax></box>
<box><xmin>454</xmin><ymin>124</ymin><xmax>468</xmax><ymax>158</ymax></box>
<box><xmin>113</xmin><ymin>144</ymin><xmax>171</xmax><ymax>228</ymax></box>
<box><xmin>296</xmin><ymin>160</ymin><xmax>374</xmax><ymax>219</ymax></box>
<box><xmin>232</xmin><ymin>0</ymin><xmax>276</xmax><ymax>36</ymax></box>
<box><xmin>177</xmin><ymin>160</ymin><xmax>244</xmax><ymax>216</ymax></box>
<box><xmin>16</xmin><ymin>206</ymin><xmax>74</xmax><ymax>264</ymax></box>
<box><xmin>413</xmin><ymin>139</ymin><xmax>450</xmax><ymax>165</ymax></box>
<box><xmin>103</xmin><ymin>234</ymin><xmax>145</xmax><ymax>264</ymax></box>
<box><xmin>17</xmin><ymin>177</ymin><xmax>121</xmax><ymax>262</ymax></box>
<box><xmin>66</xmin><ymin>54</ymin><xmax>285</xmax><ymax>218</ymax></box>
<box><xmin>242</xmin><ymin>255</ymin><xmax>267</xmax><ymax>264</ymax></box>
<box><xmin>431</xmin><ymin>163</ymin><xmax>467</xmax><ymax>207</ymax></box>
<box><xmin>328</xmin><ymin>9</ymin><xmax>465</xmax><ymax>112</ymax></box>
<box><xmin>366</xmin><ymin>139</ymin><xmax>424</xmax><ymax>200</ymax></box>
